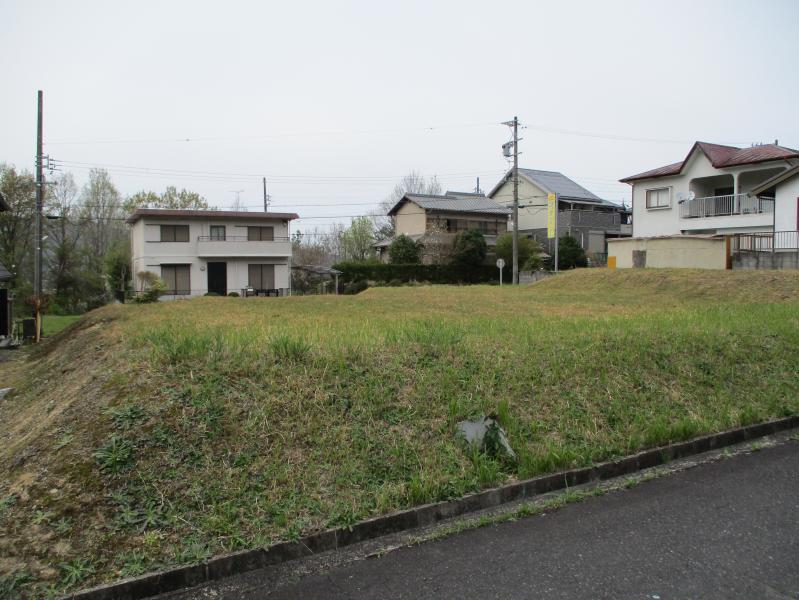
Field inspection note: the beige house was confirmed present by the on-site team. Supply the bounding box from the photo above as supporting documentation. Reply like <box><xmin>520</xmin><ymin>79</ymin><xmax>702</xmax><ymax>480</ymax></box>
<box><xmin>128</xmin><ymin>209</ymin><xmax>299</xmax><ymax>298</ymax></box>
<box><xmin>376</xmin><ymin>192</ymin><xmax>510</xmax><ymax>264</ymax></box>
<box><xmin>489</xmin><ymin>169</ymin><xmax>631</xmax><ymax>260</ymax></box>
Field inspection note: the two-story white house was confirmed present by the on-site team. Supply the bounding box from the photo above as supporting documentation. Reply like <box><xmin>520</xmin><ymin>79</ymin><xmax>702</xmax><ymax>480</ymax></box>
<box><xmin>620</xmin><ymin>141</ymin><xmax>799</xmax><ymax>238</ymax></box>
<box><xmin>127</xmin><ymin>209</ymin><xmax>299</xmax><ymax>298</ymax></box>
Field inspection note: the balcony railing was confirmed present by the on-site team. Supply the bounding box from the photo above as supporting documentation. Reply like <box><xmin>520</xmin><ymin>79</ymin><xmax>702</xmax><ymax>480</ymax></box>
<box><xmin>732</xmin><ymin>231</ymin><xmax>799</xmax><ymax>253</ymax></box>
<box><xmin>679</xmin><ymin>194</ymin><xmax>774</xmax><ymax>219</ymax></box>
<box><xmin>196</xmin><ymin>236</ymin><xmax>292</xmax><ymax>258</ymax></box>
<box><xmin>196</xmin><ymin>236</ymin><xmax>290</xmax><ymax>242</ymax></box>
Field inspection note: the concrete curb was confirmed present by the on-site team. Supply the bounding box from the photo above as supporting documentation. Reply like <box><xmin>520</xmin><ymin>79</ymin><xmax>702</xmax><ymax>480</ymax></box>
<box><xmin>65</xmin><ymin>415</ymin><xmax>798</xmax><ymax>600</ymax></box>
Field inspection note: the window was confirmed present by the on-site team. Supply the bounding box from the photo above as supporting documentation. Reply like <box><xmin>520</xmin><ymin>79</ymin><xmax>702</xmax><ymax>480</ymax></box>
<box><xmin>210</xmin><ymin>225</ymin><xmax>226</xmax><ymax>240</ymax></box>
<box><xmin>248</xmin><ymin>264</ymin><xmax>275</xmax><ymax>290</ymax></box>
<box><xmin>160</xmin><ymin>225</ymin><xmax>190</xmax><ymax>242</ymax></box>
<box><xmin>645</xmin><ymin>188</ymin><xmax>671</xmax><ymax>209</ymax></box>
<box><xmin>247</xmin><ymin>226</ymin><xmax>274</xmax><ymax>241</ymax></box>
<box><xmin>161</xmin><ymin>264</ymin><xmax>191</xmax><ymax>295</ymax></box>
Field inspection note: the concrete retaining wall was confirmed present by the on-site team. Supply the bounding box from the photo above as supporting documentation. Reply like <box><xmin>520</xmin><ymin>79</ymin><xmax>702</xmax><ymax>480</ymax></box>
<box><xmin>608</xmin><ymin>236</ymin><xmax>728</xmax><ymax>269</ymax></box>
<box><xmin>733</xmin><ymin>251</ymin><xmax>799</xmax><ymax>270</ymax></box>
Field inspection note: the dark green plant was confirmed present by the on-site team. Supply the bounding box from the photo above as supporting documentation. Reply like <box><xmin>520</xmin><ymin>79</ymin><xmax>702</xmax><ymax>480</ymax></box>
<box><xmin>495</xmin><ymin>233</ymin><xmax>542</xmax><ymax>270</ymax></box>
<box><xmin>388</xmin><ymin>234</ymin><xmax>421</xmax><ymax>264</ymax></box>
<box><xmin>452</xmin><ymin>230</ymin><xmax>487</xmax><ymax>267</ymax></box>
<box><xmin>227</xmin><ymin>291</ymin><xmax>240</xmax><ymax>297</ymax></box>
<box><xmin>333</xmin><ymin>262</ymin><xmax>507</xmax><ymax>285</ymax></box>
<box><xmin>557</xmin><ymin>235</ymin><xmax>588</xmax><ymax>270</ymax></box>
<box><xmin>104</xmin><ymin>240</ymin><xmax>132</xmax><ymax>295</ymax></box>
<box><xmin>93</xmin><ymin>435</ymin><xmax>135</xmax><ymax>474</ymax></box>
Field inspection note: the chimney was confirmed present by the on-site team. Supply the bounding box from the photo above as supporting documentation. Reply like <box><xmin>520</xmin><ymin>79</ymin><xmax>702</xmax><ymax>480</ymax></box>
<box><xmin>775</xmin><ymin>139</ymin><xmax>779</xmax><ymax>146</ymax></box>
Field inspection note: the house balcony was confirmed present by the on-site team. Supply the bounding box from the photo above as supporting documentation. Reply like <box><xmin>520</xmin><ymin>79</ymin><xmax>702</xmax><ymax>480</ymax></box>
<box><xmin>679</xmin><ymin>194</ymin><xmax>774</xmax><ymax>219</ymax></box>
<box><xmin>196</xmin><ymin>236</ymin><xmax>292</xmax><ymax>258</ymax></box>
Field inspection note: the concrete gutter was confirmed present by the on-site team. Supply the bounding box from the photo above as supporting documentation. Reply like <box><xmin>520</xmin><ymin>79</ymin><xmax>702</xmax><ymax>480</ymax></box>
<box><xmin>64</xmin><ymin>416</ymin><xmax>799</xmax><ymax>600</ymax></box>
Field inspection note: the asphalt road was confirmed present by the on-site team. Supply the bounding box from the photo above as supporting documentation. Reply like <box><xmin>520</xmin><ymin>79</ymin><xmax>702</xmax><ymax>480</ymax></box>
<box><xmin>168</xmin><ymin>441</ymin><xmax>799</xmax><ymax>600</ymax></box>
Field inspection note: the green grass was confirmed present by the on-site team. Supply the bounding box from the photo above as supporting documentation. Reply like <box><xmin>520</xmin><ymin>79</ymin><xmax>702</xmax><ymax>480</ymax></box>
<box><xmin>42</xmin><ymin>315</ymin><xmax>81</xmax><ymax>337</ymax></box>
<box><xmin>0</xmin><ymin>269</ymin><xmax>798</xmax><ymax>597</ymax></box>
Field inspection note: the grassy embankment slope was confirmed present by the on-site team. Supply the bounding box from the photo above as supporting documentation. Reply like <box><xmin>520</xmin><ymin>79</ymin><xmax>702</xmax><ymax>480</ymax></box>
<box><xmin>1</xmin><ymin>269</ymin><xmax>798</xmax><ymax>597</ymax></box>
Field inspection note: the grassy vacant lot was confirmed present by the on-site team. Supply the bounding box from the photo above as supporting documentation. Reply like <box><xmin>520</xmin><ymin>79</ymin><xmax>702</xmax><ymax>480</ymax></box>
<box><xmin>1</xmin><ymin>269</ymin><xmax>798</xmax><ymax>597</ymax></box>
<box><xmin>42</xmin><ymin>315</ymin><xmax>82</xmax><ymax>337</ymax></box>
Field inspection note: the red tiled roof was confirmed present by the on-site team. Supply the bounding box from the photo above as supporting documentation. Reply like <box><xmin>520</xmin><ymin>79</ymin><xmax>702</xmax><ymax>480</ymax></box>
<box><xmin>620</xmin><ymin>142</ymin><xmax>799</xmax><ymax>183</ymax></box>
<box><xmin>126</xmin><ymin>208</ymin><xmax>300</xmax><ymax>224</ymax></box>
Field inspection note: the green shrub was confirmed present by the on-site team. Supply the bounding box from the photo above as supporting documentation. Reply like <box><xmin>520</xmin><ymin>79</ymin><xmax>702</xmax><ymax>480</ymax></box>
<box><xmin>227</xmin><ymin>292</ymin><xmax>240</xmax><ymax>297</ymax></box>
<box><xmin>558</xmin><ymin>235</ymin><xmax>588</xmax><ymax>270</ymax></box>
<box><xmin>333</xmin><ymin>262</ymin><xmax>507</xmax><ymax>285</ymax></box>
<box><xmin>452</xmin><ymin>230</ymin><xmax>487</xmax><ymax>267</ymax></box>
<box><xmin>388</xmin><ymin>235</ymin><xmax>421</xmax><ymax>264</ymax></box>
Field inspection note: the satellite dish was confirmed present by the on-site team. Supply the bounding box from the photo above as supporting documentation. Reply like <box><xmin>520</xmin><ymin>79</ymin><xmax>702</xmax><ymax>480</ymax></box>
<box><xmin>676</xmin><ymin>192</ymin><xmax>687</xmax><ymax>202</ymax></box>
<box><xmin>688</xmin><ymin>191</ymin><xmax>695</xmax><ymax>201</ymax></box>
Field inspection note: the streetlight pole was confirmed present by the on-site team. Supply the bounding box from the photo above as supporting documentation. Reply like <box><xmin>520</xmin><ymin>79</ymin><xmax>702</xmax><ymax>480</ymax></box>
<box><xmin>512</xmin><ymin>116</ymin><xmax>519</xmax><ymax>285</ymax></box>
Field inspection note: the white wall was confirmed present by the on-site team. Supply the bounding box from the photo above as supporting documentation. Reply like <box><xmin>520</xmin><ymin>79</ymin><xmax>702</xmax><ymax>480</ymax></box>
<box><xmin>775</xmin><ymin>176</ymin><xmax>799</xmax><ymax>232</ymax></box>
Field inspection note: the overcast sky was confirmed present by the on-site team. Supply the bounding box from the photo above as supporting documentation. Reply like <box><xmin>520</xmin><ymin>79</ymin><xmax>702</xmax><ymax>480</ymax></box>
<box><xmin>3</xmin><ymin>0</ymin><xmax>798</xmax><ymax>234</ymax></box>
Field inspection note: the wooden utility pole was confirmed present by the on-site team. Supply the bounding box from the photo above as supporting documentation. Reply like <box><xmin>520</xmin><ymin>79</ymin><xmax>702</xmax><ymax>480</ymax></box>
<box><xmin>34</xmin><ymin>90</ymin><xmax>44</xmax><ymax>342</ymax></box>
<box><xmin>512</xmin><ymin>116</ymin><xmax>519</xmax><ymax>285</ymax></box>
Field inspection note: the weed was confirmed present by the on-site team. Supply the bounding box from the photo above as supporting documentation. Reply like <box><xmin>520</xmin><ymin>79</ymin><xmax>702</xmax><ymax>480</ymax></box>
<box><xmin>106</xmin><ymin>404</ymin><xmax>147</xmax><ymax>430</ymax></box>
<box><xmin>93</xmin><ymin>435</ymin><xmax>135</xmax><ymax>474</ymax></box>
<box><xmin>32</xmin><ymin>509</ymin><xmax>55</xmax><ymax>525</ymax></box>
<box><xmin>268</xmin><ymin>334</ymin><xmax>311</xmax><ymax>362</ymax></box>
<box><xmin>59</xmin><ymin>558</ymin><xmax>95</xmax><ymax>587</ymax></box>
<box><xmin>0</xmin><ymin>571</ymin><xmax>30</xmax><ymax>599</ymax></box>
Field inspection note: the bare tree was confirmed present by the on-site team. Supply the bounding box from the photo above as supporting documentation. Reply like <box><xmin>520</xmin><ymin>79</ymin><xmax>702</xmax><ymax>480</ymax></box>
<box><xmin>46</xmin><ymin>173</ymin><xmax>83</xmax><ymax>302</ymax></box>
<box><xmin>371</xmin><ymin>171</ymin><xmax>442</xmax><ymax>240</ymax></box>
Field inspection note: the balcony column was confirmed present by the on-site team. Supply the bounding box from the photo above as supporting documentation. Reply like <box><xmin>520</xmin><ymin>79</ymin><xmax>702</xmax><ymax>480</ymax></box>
<box><xmin>733</xmin><ymin>173</ymin><xmax>740</xmax><ymax>214</ymax></box>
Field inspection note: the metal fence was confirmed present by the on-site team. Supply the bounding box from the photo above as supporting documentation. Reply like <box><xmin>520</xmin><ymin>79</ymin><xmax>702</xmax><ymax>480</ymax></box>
<box><xmin>680</xmin><ymin>195</ymin><xmax>774</xmax><ymax>219</ymax></box>
<box><xmin>732</xmin><ymin>231</ymin><xmax>799</xmax><ymax>253</ymax></box>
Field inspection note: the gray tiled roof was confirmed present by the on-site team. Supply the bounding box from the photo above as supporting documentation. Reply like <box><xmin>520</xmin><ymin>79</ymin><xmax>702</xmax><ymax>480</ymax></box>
<box><xmin>390</xmin><ymin>193</ymin><xmax>510</xmax><ymax>216</ymax></box>
<box><xmin>518</xmin><ymin>169</ymin><xmax>602</xmax><ymax>202</ymax></box>
<box><xmin>488</xmin><ymin>169</ymin><xmax>622</xmax><ymax>208</ymax></box>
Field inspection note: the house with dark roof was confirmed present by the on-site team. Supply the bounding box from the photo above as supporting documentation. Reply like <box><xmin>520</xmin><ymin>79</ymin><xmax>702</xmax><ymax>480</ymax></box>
<box><xmin>127</xmin><ymin>209</ymin><xmax>300</xmax><ymax>297</ymax></box>
<box><xmin>377</xmin><ymin>192</ymin><xmax>510</xmax><ymax>264</ymax></box>
<box><xmin>488</xmin><ymin>169</ymin><xmax>631</xmax><ymax>260</ymax></box>
<box><xmin>619</xmin><ymin>141</ymin><xmax>799</xmax><ymax>239</ymax></box>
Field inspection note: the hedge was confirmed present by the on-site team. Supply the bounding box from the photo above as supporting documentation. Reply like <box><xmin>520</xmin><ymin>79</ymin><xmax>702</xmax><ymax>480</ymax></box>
<box><xmin>332</xmin><ymin>262</ymin><xmax>509</xmax><ymax>284</ymax></box>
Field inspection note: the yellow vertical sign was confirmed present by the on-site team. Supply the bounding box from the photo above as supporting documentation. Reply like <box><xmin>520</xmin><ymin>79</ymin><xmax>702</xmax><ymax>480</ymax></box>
<box><xmin>547</xmin><ymin>192</ymin><xmax>557</xmax><ymax>238</ymax></box>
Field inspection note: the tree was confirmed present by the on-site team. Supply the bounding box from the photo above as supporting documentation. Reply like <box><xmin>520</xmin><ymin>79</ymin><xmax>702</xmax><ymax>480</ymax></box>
<box><xmin>105</xmin><ymin>240</ymin><xmax>132</xmax><ymax>296</ymax></box>
<box><xmin>340</xmin><ymin>217</ymin><xmax>376</xmax><ymax>262</ymax></box>
<box><xmin>558</xmin><ymin>235</ymin><xmax>588</xmax><ymax>270</ymax></box>
<box><xmin>46</xmin><ymin>173</ymin><xmax>84</xmax><ymax>311</ymax></box>
<box><xmin>452</xmin><ymin>229</ymin><xmax>487</xmax><ymax>267</ymax></box>
<box><xmin>372</xmin><ymin>171</ymin><xmax>443</xmax><ymax>239</ymax></box>
<box><xmin>123</xmin><ymin>186</ymin><xmax>210</xmax><ymax>213</ymax></box>
<box><xmin>495</xmin><ymin>233</ymin><xmax>542</xmax><ymax>270</ymax></box>
<box><xmin>0</xmin><ymin>165</ymin><xmax>37</xmax><ymax>298</ymax></box>
<box><xmin>388</xmin><ymin>234</ymin><xmax>420</xmax><ymax>264</ymax></box>
<box><xmin>80</xmin><ymin>169</ymin><xmax>126</xmax><ymax>261</ymax></box>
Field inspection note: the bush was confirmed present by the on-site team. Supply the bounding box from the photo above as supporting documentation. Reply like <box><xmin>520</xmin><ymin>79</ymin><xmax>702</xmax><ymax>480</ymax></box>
<box><xmin>452</xmin><ymin>230</ymin><xmax>487</xmax><ymax>267</ymax></box>
<box><xmin>133</xmin><ymin>271</ymin><xmax>165</xmax><ymax>304</ymax></box>
<box><xmin>342</xmin><ymin>280</ymin><xmax>369</xmax><ymax>295</ymax></box>
<box><xmin>333</xmin><ymin>262</ymin><xmax>508</xmax><ymax>285</ymax></box>
<box><xmin>558</xmin><ymin>235</ymin><xmax>588</xmax><ymax>270</ymax></box>
<box><xmin>388</xmin><ymin>235</ymin><xmax>421</xmax><ymax>264</ymax></box>
<box><xmin>495</xmin><ymin>233</ymin><xmax>542</xmax><ymax>270</ymax></box>
<box><xmin>227</xmin><ymin>292</ymin><xmax>240</xmax><ymax>297</ymax></box>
